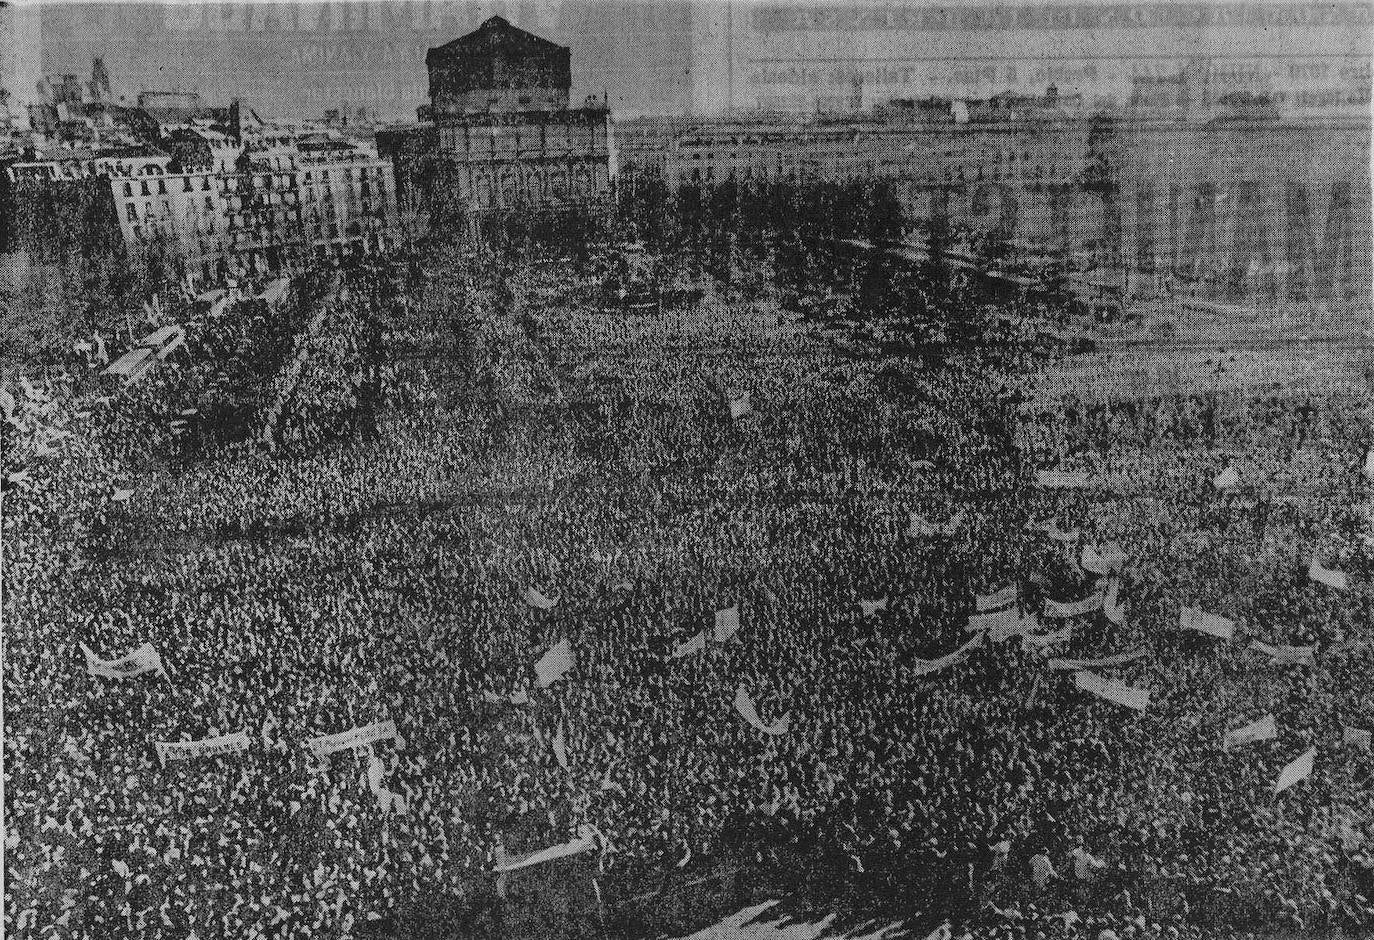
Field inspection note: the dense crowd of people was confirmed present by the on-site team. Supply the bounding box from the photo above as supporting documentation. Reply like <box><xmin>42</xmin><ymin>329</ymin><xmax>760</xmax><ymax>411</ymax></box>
<box><xmin>3</xmin><ymin>235</ymin><xmax>1372</xmax><ymax>940</ymax></box>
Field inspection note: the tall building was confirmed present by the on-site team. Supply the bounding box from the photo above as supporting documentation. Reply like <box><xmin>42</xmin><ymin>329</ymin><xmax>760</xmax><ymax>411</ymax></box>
<box><xmin>381</xmin><ymin>16</ymin><xmax>614</xmax><ymax>217</ymax></box>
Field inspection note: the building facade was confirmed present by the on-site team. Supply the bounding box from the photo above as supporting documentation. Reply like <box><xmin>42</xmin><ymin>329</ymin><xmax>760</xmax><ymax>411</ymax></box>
<box><xmin>381</xmin><ymin>16</ymin><xmax>615</xmax><ymax>217</ymax></box>
<box><xmin>108</xmin><ymin>137</ymin><xmax>398</xmax><ymax>281</ymax></box>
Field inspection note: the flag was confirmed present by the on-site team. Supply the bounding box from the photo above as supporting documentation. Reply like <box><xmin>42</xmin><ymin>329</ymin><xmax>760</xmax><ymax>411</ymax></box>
<box><xmin>1035</xmin><ymin>469</ymin><xmax>1092</xmax><ymax>488</ymax></box>
<box><xmin>0</xmin><ymin>387</ymin><xmax>13</xmax><ymax>416</ymax></box>
<box><xmin>909</xmin><ymin>512</ymin><xmax>963</xmax><ymax>538</ymax></box>
<box><xmin>1074</xmin><ymin>671</ymin><xmax>1151</xmax><ymax>710</ymax></box>
<box><xmin>669</xmin><ymin>631</ymin><xmax>708</xmax><ymax>659</ymax></box>
<box><xmin>859</xmin><ymin>598</ymin><xmax>888</xmax><ymax>617</ymax></box>
<box><xmin>534</xmin><ymin>639</ymin><xmax>574</xmax><ymax>688</ymax></box>
<box><xmin>1308</xmin><ymin>557</ymin><xmax>1348</xmax><ymax>590</ymax></box>
<box><xmin>1248</xmin><ymin>641</ymin><xmax>1315</xmax><ymax>667</ymax></box>
<box><xmin>1364</xmin><ymin>448</ymin><xmax>1374</xmax><ymax>482</ymax></box>
<box><xmin>975</xmin><ymin>584</ymin><xmax>1017</xmax><ymax>612</ymax></box>
<box><xmin>733</xmin><ymin>685</ymin><xmax>791</xmax><ymax>735</ymax></box>
<box><xmin>728</xmin><ymin>393</ymin><xmax>753</xmax><ymax>420</ymax></box>
<box><xmin>911</xmin><ymin>632</ymin><xmax>985</xmax><ymax>675</ymax></box>
<box><xmin>482</xmin><ymin>689</ymin><xmax>530</xmax><ymax>705</ymax></box>
<box><xmin>1044</xmin><ymin>593</ymin><xmax>1103</xmax><ymax>619</ymax></box>
<box><xmin>1047</xmin><ymin>649</ymin><xmax>1146</xmax><ymax>670</ymax></box>
<box><xmin>94</xmin><ymin>334</ymin><xmax>109</xmax><ymax>365</ymax></box>
<box><xmin>523</xmin><ymin>585</ymin><xmax>559</xmax><ymax>609</ymax></box>
<box><xmin>1047</xmin><ymin>526</ymin><xmax>1080</xmax><ymax>543</ymax></box>
<box><xmin>81</xmin><ymin>642</ymin><xmax>164</xmax><ymax>679</ymax></box>
<box><xmin>1102</xmin><ymin>578</ymin><xmax>1126</xmax><ymax>626</ymax></box>
<box><xmin>392</xmin><ymin>793</ymin><xmax>408</xmax><ymax>816</ymax></box>
<box><xmin>1224</xmin><ymin>713</ymin><xmax>1277</xmax><ymax>750</ymax></box>
<box><xmin>1273</xmin><ymin>747</ymin><xmax>1316</xmax><ymax>794</ymax></box>
<box><xmin>552</xmin><ymin>726</ymin><xmax>569</xmax><ymax>769</ymax></box>
<box><xmin>1213</xmin><ymin>466</ymin><xmax>1241</xmax><ymax>489</ymax></box>
<box><xmin>155</xmin><ymin>730</ymin><xmax>250</xmax><ymax>767</ymax></box>
<box><xmin>1179</xmin><ymin>606</ymin><xmax>1235</xmax><ymax>640</ymax></box>
<box><xmin>112</xmin><ymin>487</ymin><xmax>135</xmax><ymax>502</ymax></box>
<box><xmin>713</xmin><ymin>606</ymin><xmax>740</xmax><ymax>643</ymax></box>
<box><xmin>1343</xmin><ymin>726</ymin><xmax>1372</xmax><ymax>750</ymax></box>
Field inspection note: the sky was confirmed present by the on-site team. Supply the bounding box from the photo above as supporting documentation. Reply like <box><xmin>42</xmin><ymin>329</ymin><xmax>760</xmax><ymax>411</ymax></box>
<box><xmin>3</xmin><ymin>0</ymin><xmax>1370</xmax><ymax>121</ymax></box>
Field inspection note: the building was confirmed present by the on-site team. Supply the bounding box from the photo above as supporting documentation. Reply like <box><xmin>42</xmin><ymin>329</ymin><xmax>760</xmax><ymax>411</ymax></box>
<box><xmin>380</xmin><ymin>16</ymin><xmax>615</xmax><ymax>217</ymax></box>
<box><xmin>109</xmin><ymin>135</ymin><xmax>398</xmax><ymax>282</ymax></box>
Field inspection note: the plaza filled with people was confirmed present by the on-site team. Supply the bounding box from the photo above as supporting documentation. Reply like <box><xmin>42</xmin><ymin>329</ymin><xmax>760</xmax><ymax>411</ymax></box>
<box><xmin>3</xmin><ymin>215</ymin><xmax>1372</xmax><ymax>940</ymax></box>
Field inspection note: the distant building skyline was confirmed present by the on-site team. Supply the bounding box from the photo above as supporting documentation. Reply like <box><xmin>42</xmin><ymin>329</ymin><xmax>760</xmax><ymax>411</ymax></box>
<box><xmin>3</xmin><ymin>0</ymin><xmax>1369</xmax><ymax>123</ymax></box>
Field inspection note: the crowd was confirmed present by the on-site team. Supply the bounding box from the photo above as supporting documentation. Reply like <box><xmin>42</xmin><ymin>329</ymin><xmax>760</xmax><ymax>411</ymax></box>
<box><xmin>2</xmin><ymin>237</ymin><xmax>1372</xmax><ymax>940</ymax></box>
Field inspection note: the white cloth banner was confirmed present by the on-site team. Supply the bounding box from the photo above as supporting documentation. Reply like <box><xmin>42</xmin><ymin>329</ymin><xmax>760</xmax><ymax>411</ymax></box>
<box><xmin>1344</xmin><ymin>726</ymin><xmax>1372</xmax><ymax>750</ymax></box>
<box><xmin>1273</xmin><ymin>747</ymin><xmax>1316</xmax><ymax>794</ymax></box>
<box><xmin>156</xmin><ymin>730</ymin><xmax>249</xmax><ymax>766</ymax></box>
<box><xmin>975</xmin><ymin>584</ymin><xmax>1018</xmax><ymax>612</ymax></box>
<box><xmin>306</xmin><ymin>720</ymin><xmax>398</xmax><ymax>757</ymax></box>
<box><xmin>713</xmin><ymin>606</ymin><xmax>740</xmax><ymax>643</ymax></box>
<box><xmin>1044</xmin><ymin>593</ymin><xmax>1104</xmax><ymax>619</ymax></box>
<box><xmin>1022</xmin><ymin>626</ymin><xmax>1073</xmax><ymax>647</ymax></box>
<box><xmin>733</xmin><ymin>685</ymin><xmax>791</xmax><ymax>735</ymax></box>
<box><xmin>1248</xmin><ymin>641</ymin><xmax>1315</xmax><ymax>667</ymax></box>
<box><xmin>729</xmin><ymin>394</ymin><xmax>753</xmax><ymax>420</ymax></box>
<box><xmin>1179</xmin><ymin>606</ymin><xmax>1235</xmax><ymax>640</ymax></box>
<box><xmin>1213</xmin><ymin>466</ymin><xmax>1241</xmax><ymax>489</ymax></box>
<box><xmin>534</xmin><ymin>639</ymin><xmax>575</xmax><ymax>687</ymax></box>
<box><xmin>1224</xmin><ymin>713</ymin><xmax>1277</xmax><ymax>750</ymax></box>
<box><xmin>669</xmin><ymin>631</ymin><xmax>709</xmax><ymax>659</ymax></box>
<box><xmin>552</xmin><ymin>726</ymin><xmax>569</xmax><ymax>769</ymax></box>
<box><xmin>1047</xmin><ymin>649</ymin><xmax>1146</xmax><ymax>671</ymax></box>
<box><xmin>912</xmin><ymin>632</ymin><xmax>985</xmax><ymax>676</ymax></box>
<box><xmin>1308</xmin><ymin>557</ymin><xmax>1348</xmax><ymax>590</ymax></box>
<box><xmin>81</xmin><ymin>642</ymin><xmax>164</xmax><ymax>679</ymax></box>
<box><xmin>482</xmin><ymin>689</ymin><xmax>530</xmax><ymax>705</ymax></box>
<box><xmin>859</xmin><ymin>598</ymin><xmax>888</xmax><ymax>617</ymax></box>
<box><xmin>1036</xmin><ymin>469</ymin><xmax>1092</xmax><ymax>489</ymax></box>
<box><xmin>523</xmin><ymin>585</ymin><xmax>559</xmax><ymax>609</ymax></box>
<box><xmin>1103</xmin><ymin>578</ymin><xmax>1127</xmax><ymax>626</ymax></box>
<box><xmin>495</xmin><ymin>826</ymin><xmax>598</xmax><ymax>873</ymax></box>
<box><xmin>1081</xmin><ymin>543</ymin><xmax>1126</xmax><ymax>576</ymax></box>
<box><xmin>1074</xmin><ymin>671</ymin><xmax>1151</xmax><ymax>710</ymax></box>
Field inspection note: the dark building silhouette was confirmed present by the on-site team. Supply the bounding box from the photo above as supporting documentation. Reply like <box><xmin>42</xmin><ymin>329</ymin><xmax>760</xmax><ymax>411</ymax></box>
<box><xmin>381</xmin><ymin>16</ymin><xmax>614</xmax><ymax>218</ymax></box>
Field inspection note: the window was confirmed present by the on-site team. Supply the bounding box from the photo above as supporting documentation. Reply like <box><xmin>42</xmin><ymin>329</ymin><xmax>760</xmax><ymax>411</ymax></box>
<box><xmin>158</xmin><ymin>180</ymin><xmax>167</xmax><ymax>195</ymax></box>
<box><xmin>126</xmin><ymin>203</ymin><xmax>137</xmax><ymax>221</ymax></box>
<box><xmin>122</xmin><ymin>182</ymin><xmax>132</xmax><ymax>196</ymax></box>
<box><xmin>140</xmin><ymin>181</ymin><xmax>150</xmax><ymax>196</ymax></box>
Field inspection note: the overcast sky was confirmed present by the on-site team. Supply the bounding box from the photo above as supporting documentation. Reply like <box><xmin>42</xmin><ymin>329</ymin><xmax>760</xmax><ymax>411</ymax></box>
<box><xmin>4</xmin><ymin>0</ymin><xmax>1369</xmax><ymax>120</ymax></box>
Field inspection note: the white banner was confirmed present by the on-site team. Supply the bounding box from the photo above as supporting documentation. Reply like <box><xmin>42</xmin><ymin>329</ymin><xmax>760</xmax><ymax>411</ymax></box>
<box><xmin>1274</xmin><ymin>747</ymin><xmax>1316</xmax><ymax>794</ymax></box>
<box><xmin>859</xmin><ymin>597</ymin><xmax>888</xmax><ymax>617</ymax></box>
<box><xmin>156</xmin><ymin>730</ymin><xmax>249</xmax><ymax>766</ymax></box>
<box><xmin>1308</xmin><ymin>557</ymin><xmax>1349</xmax><ymax>590</ymax></box>
<box><xmin>1179</xmin><ymin>606</ymin><xmax>1235</xmax><ymax>640</ymax></box>
<box><xmin>1044</xmin><ymin>593</ymin><xmax>1103</xmax><ymax>619</ymax></box>
<box><xmin>713</xmin><ymin>606</ymin><xmax>740</xmax><ymax>643</ymax></box>
<box><xmin>306</xmin><ymin>720</ymin><xmax>398</xmax><ymax>757</ymax></box>
<box><xmin>1249</xmin><ymin>641</ymin><xmax>1316</xmax><ymax>667</ymax></box>
<box><xmin>1074</xmin><ymin>671</ymin><xmax>1150</xmax><ymax>710</ymax></box>
<box><xmin>1224</xmin><ymin>713</ymin><xmax>1277</xmax><ymax>750</ymax></box>
<box><xmin>669</xmin><ymin>631</ymin><xmax>709</xmax><ymax>659</ymax></box>
<box><xmin>1048</xmin><ymin>649</ymin><xmax>1146</xmax><ymax>671</ymax></box>
<box><xmin>1213</xmin><ymin>466</ymin><xmax>1241</xmax><ymax>489</ymax></box>
<box><xmin>734</xmin><ymin>684</ymin><xmax>791</xmax><ymax>735</ymax></box>
<box><xmin>975</xmin><ymin>584</ymin><xmax>1017</xmax><ymax>612</ymax></box>
<box><xmin>81</xmin><ymin>642</ymin><xmax>164</xmax><ymax>679</ymax></box>
<box><xmin>912</xmin><ymin>631</ymin><xmax>985</xmax><ymax>675</ymax></box>
<box><xmin>1103</xmin><ymin>578</ymin><xmax>1127</xmax><ymax>627</ymax></box>
<box><xmin>535</xmin><ymin>639</ymin><xmax>575</xmax><ymax>687</ymax></box>
<box><xmin>523</xmin><ymin>585</ymin><xmax>560</xmax><ymax>610</ymax></box>
<box><xmin>1035</xmin><ymin>469</ymin><xmax>1092</xmax><ymax>489</ymax></box>
<box><xmin>495</xmin><ymin>825</ymin><xmax>598</xmax><ymax>873</ymax></box>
